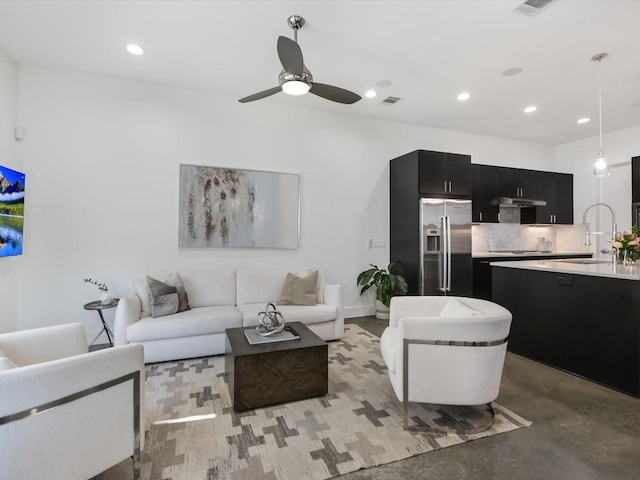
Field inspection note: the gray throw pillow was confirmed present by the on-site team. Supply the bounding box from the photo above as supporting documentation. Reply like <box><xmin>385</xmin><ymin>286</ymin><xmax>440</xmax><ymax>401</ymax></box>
<box><xmin>147</xmin><ymin>275</ymin><xmax>179</xmax><ymax>318</ymax></box>
<box><xmin>278</xmin><ymin>270</ymin><xmax>318</xmax><ymax>306</ymax></box>
<box><xmin>165</xmin><ymin>272</ymin><xmax>191</xmax><ymax>313</ymax></box>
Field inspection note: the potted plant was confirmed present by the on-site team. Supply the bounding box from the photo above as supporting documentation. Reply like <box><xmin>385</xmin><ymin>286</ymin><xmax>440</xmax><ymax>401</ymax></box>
<box><xmin>84</xmin><ymin>278</ymin><xmax>112</xmax><ymax>305</ymax></box>
<box><xmin>357</xmin><ymin>263</ymin><xmax>408</xmax><ymax>319</ymax></box>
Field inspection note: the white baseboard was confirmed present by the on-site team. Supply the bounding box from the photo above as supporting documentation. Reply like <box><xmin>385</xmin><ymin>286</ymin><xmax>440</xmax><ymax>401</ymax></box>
<box><xmin>344</xmin><ymin>305</ymin><xmax>375</xmax><ymax>319</ymax></box>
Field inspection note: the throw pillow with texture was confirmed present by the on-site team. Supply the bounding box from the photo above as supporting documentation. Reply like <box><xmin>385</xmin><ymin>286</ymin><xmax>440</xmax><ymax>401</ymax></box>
<box><xmin>0</xmin><ymin>348</ymin><xmax>18</xmax><ymax>371</ymax></box>
<box><xmin>165</xmin><ymin>272</ymin><xmax>191</xmax><ymax>313</ymax></box>
<box><xmin>147</xmin><ymin>275</ymin><xmax>179</xmax><ymax>318</ymax></box>
<box><xmin>439</xmin><ymin>299</ymin><xmax>481</xmax><ymax>318</ymax></box>
<box><xmin>278</xmin><ymin>270</ymin><xmax>318</xmax><ymax>306</ymax></box>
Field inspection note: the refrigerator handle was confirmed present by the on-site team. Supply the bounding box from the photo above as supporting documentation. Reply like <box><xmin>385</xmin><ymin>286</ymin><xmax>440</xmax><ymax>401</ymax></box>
<box><xmin>440</xmin><ymin>216</ymin><xmax>447</xmax><ymax>292</ymax></box>
<box><xmin>446</xmin><ymin>216</ymin><xmax>452</xmax><ymax>292</ymax></box>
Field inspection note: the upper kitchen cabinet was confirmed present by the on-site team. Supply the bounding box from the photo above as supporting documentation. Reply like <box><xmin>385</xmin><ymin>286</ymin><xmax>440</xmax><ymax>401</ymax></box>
<box><xmin>522</xmin><ymin>172</ymin><xmax>573</xmax><ymax>225</ymax></box>
<box><xmin>418</xmin><ymin>150</ymin><xmax>471</xmax><ymax>197</ymax></box>
<box><xmin>498</xmin><ymin>167</ymin><xmax>539</xmax><ymax>199</ymax></box>
<box><xmin>632</xmin><ymin>156</ymin><xmax>640</xmax><ymax>203</ymax></box>
<box><xmin>471</xmin><ymin>164</ymin><xmax>499</xmax><ymax>223</ymax></box>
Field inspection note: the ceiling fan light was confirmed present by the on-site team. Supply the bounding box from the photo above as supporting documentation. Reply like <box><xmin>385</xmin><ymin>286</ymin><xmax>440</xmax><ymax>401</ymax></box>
<box><xmin>282</xmin><ymin>80</ymin><xmax>310</xmax><ymax>96</ymax></box>
<box><xmin>594</xmin><ymin>150</ymin><xmax>609</xmax><ymax>177</ymax></box>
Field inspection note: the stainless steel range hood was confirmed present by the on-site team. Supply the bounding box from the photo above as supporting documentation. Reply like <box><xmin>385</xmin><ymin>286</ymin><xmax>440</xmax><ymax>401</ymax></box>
<box><xmin>492</xmin><ymin>197</ymin><xmax>547</xmax><ymax>207</ymax></box>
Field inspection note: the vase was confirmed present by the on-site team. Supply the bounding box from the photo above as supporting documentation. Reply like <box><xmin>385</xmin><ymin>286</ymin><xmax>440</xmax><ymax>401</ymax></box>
<box><xmin>100</xmin><ymin>291</ymin><xmax>113</xmax><ymax>305</ymax></box>
<box><xmin>375</xmin><ymin>300</ymin><xmax>390</xmax><ymax>320</ymax></box>
<box><xmin>618</xmin><ymin>250</ymin><xmax>636</xmax><ymax>267</ymax></box>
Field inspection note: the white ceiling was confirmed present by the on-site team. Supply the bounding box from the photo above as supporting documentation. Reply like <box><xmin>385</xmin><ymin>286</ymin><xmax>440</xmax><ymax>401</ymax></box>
<box><xmin>0</xmin><ymin>0</ymin><xmax>639</xmax><ymax>145</ymax></box>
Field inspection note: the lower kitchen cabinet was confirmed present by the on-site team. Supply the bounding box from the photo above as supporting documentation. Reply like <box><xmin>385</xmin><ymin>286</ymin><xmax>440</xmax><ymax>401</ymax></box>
<box><xmin>472</xmin><ymin>253</ymin><xmax>592</xmax><ymax>301</ymax></box>
<box><xmin>493</xmin><ymin>266</ymin><xmax>640</xmax><ymax>397</ymax></box>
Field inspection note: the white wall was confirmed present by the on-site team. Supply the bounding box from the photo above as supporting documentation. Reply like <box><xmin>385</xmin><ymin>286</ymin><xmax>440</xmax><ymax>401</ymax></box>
<box><xmin>0</xmin><ymin>47</ymin><xmax>19</xmax><ymax>333</ymax></box>
<box><xmin>16</xmin><ymin>66</ymin><xmax>556</xmax><ymax>338</ymax></box>
<box><xmin>556</xmin><ymin>124</ymin><xmax>640</xmax><ymax>256</ymax></box>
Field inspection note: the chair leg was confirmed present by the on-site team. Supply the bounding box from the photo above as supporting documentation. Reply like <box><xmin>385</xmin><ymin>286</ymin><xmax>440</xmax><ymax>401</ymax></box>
<box><xmin>403</xmin><ymin>401</ymin><xmax>496</xmax><ymax>434</ymax></box>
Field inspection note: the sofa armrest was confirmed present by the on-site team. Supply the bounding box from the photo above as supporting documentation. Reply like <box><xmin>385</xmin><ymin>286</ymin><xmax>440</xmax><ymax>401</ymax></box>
<box><xmin>113</xmin><ymin>295</ymin><xmax>142</xmax><ymax>346</ymax></box>
<box><xmin>323</xmin><ymin>284</ymin><xmax>345</xmax><ymax>340</ymax></box>
<box><xmin>0</xmin><ymin>344</ymin><xmax>145</xmax><ymax>478</ymax></box>
<box><xmin>0</xmin><ymin>323</ymin><xmax>88</xmax><ymax>367</ymax></box>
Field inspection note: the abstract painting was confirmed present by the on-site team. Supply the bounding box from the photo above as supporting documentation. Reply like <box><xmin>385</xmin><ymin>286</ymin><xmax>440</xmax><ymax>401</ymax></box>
<box><xmin>179</xmin><ymin>164</ymin><xmax>299</xmax><ymax>249</ymax></box>
<box><xmin>0</xmin><ymin>165</ymin><xmax>25</xmax><ymax>258</ymax></box>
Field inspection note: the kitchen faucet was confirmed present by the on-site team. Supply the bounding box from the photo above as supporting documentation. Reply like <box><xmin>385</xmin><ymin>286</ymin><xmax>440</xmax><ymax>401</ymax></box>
<box><xmin>582</xmin><ymin>202</ymin><xmax>617</xmax><ymax>261</ymax></box>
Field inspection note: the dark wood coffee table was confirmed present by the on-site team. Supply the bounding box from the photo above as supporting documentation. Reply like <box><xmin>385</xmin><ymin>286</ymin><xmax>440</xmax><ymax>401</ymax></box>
<box><xmin>225</xmin><ymin>322</ymin><xmax>328</xmax><ymax>411</ymax></box>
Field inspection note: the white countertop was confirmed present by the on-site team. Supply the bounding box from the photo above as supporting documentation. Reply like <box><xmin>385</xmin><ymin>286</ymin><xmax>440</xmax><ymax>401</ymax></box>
<box><xmin>473</xmin><ymin>251</ymin><xmax>592</xmax><ymax>259</ymax></box>
<box><xmin>490</xmin><ymin>259</ymin><xmax>640</xmax><ymax>280</ymax></box>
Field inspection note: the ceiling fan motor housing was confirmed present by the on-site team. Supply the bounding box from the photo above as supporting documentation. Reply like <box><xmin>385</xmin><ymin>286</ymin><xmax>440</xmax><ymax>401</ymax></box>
<box><xmin>279</xmin><ymin>67</ymin><xmax>313</xmax><ymax>88</ymax></box>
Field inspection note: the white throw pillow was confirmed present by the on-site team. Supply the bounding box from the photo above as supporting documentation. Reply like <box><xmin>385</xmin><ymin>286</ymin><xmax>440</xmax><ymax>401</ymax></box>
<box><xmin>439</xmin><ymin>299</ymin><xmax>481</xmax><ymax>318</ymax></box>
<box><xmin>0</xmin><ymin>348</ymin><xmax>18</xmax><ymax>371</ymax></box>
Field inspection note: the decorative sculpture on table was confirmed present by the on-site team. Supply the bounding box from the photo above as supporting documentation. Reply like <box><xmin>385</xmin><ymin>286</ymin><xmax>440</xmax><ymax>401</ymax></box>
<box><xmin>256</xmin><ymin>303</ymin><xmax>286</xmax><ymax>336</ymax></box>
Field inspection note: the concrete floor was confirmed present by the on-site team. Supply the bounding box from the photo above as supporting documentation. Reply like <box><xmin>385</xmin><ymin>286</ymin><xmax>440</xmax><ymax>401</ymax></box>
<box><xmin>341</xmin><ymin>317</ymin><xmax>640</xmax><ymax>480</ymax></box>
<box><xmin>103</xmin><ymin>316</ymin><xmax>640</xmax><ymax>479</ymax></box>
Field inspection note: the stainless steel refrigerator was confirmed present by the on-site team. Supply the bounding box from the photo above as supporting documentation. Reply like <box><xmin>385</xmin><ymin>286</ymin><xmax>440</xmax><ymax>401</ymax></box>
<box><xmin>420</xmin><ymin>198</ymin><xmax>472</xmax><ymax>296</ymax></box>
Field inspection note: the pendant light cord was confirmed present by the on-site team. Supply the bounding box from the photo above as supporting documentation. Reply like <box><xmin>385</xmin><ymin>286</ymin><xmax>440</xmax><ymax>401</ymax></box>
<box><xmin>598</xmin><ymin>63</ymin><xmax>603</xmax><ymax>150</ymax></box>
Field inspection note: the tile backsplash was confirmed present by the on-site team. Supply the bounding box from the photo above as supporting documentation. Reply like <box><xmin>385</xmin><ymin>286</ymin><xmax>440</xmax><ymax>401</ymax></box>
<box><xmin>472</xmin><ymin>223</ymin><xmax>593</xmax><ymax>253</ymax></box>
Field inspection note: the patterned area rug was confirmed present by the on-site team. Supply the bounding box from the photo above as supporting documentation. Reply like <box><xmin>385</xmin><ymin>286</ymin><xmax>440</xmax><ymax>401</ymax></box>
<box><xmin>141</xmin><ymin>325</ymin><xmax>531</xmax><ymax>479</ymax></box>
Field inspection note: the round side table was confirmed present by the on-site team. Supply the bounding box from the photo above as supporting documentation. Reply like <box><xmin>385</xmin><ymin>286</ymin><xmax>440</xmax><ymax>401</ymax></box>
<box><xmin>84</xmin><ymin>299</ymin><xmax>119</xmax><ymax>347</ymax></box>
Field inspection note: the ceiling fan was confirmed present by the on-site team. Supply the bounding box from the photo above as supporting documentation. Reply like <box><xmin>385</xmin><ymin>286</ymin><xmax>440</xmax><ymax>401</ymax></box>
<box><xmin>238</xmin><ymin>15</ymin><xmax>362</xmax><ymax>105</ymax></box>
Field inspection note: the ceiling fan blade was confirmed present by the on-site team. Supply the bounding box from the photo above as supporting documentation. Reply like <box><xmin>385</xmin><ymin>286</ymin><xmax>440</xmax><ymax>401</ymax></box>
<box><xmin>238</xmin><ymin>86</ymin><xmax>281</xmax><ymax>103</ymax></box>
<box><xmin>310</xmin><ymin>83</ymin><xmax>362</xmax><ymax>104</ymax></box>
<box><xmin>277</xmin><ymin>36</ymin><xmax>304</xmax><ymax>76</ymax></box>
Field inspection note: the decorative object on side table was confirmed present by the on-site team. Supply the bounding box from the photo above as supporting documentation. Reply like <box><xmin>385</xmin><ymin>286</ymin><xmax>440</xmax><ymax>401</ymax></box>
<box><xmin>611</xmin><ymin>225</ymin><xmax>640</xmax><ymax>266</ymax></box>
<box><xmin>357</xmin><ymin>263</ymin><xmax>408</xmax><ymax>319</ymax></box>
<box><xmin>256</xmin><ymin>302</ymin><xmax>285</xmax><ymax>336</ymax></box>
<box><xmin>84</xmin><ymin>277</ymin><xmax>112</xmax><ymax>305</ymax></box>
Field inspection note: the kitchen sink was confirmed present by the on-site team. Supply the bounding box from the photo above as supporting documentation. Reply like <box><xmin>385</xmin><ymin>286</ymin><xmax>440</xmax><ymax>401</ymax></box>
<box><xmin>555</xmin><ymin>259</ymin><xmax>613</xmax><ymax>265</ymax></box>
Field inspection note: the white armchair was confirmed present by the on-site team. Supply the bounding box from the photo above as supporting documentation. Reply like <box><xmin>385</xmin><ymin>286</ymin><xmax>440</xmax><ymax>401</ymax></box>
<box><xmin>380</xmin><ymin>296</ymin><xmax>512</xmax><ymax>432</ymax></box>
<box><xmin>0</xmin><ymin>323</ymin><xmax>144</xmax><ymax>480</ymax></box>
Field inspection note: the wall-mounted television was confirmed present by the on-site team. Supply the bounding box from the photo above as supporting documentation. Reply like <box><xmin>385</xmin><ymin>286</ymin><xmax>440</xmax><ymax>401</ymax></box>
<box><xmin>0</xmin><ymin>165</ymin><xmax>25</xmax><ymax>258</ymax></box>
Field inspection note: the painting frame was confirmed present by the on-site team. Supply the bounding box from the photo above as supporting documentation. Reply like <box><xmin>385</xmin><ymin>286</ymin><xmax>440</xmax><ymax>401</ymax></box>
<box><xmin>178</xmin><ymin>164</ymin><xmax>300</xmax><ymax>249</ymax></box>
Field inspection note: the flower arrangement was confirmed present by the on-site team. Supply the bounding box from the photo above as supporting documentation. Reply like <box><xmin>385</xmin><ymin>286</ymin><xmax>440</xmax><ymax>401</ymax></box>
<box><xmin>83</xmin><ymin>278</ymin><xmax>109</xmax><ymax>292</ymax></box>
<box><xmin>611</xmin><ymin>225</ymin><xmax>640</xmax><ymax>264</ymax></box>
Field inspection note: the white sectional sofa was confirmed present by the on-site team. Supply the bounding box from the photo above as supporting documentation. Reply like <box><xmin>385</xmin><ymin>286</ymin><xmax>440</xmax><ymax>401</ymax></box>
<box><xmin>113</xmin><ymin>269</ymin><xmax>344</xmax><ymax>363</ymax></box>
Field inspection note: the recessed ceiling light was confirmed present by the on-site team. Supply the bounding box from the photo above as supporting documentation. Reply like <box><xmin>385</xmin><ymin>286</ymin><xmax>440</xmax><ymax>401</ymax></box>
<box><xmin>524</xmin><ymin>106</ymin><xmax>537</xmax><ymax>113</ymax></box>
<box><xmin>126</xmin><ymin>44</ymin><xmax>144</xmax><ymax>55</ymax></box>
<box><xmin>503</xmin><ymin>67</ymin><xmax>523</xmax><ymax>77</ymax></box>
<box><xmin>577</xmin><ymin>117</ymin><xmax>590</xmax><ymax>124</ymax></box>
<box><xmin>457</xmin><ymin>92</ymin><xmax>470</xmax><ymax>101</ymax></box>
<box><xmin>365</xmin><ymin>90</ymin><xmax>377</xmax><ymax>98</ymax></box>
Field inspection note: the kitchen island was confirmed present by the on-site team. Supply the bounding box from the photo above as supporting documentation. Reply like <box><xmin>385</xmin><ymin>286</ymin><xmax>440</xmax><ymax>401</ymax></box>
<box><xmin>492</xmin><ymin>259</ymin><xmax>640</xmax><ymax>397</ymax></box>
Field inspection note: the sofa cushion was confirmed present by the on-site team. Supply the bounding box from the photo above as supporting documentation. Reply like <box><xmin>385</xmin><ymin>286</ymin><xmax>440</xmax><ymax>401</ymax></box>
<box><xmin>181</xmin><ymin>271</ymin><xmax>236</xmax><ymax>308</ymax></box>
<box><xmin>380</xmin><ymin>327</ymin><xmax>398</xmax><ymax>374</ymax></box>
<box><xmin>127</xmin><ymin>306</ymin><xmax>243</xmax><ymax>343</ymax></box>
<box><xmin>166</xmin><ymin>272</ymin><xmax>191</xmax><ymax>313</ymax></box>
<box><xmin>238</xmin><ymin>303</ymin><xmax>338</xmax><ymax>327</ymax></box>
<box><xmin>133</xmin><ymin>278</ymin><xmax>152</xmax><ymax>318</ymax></box>
<box><xmin>439</xmin><ymin>298</ymin><xmax>481</xmax><ymax>318</ymax></box>
<box><xmin>147</xmin><ymin>276</ymin><xmax>179</xmax><ymax>318</ymax></box>
<box><xmin>279</xmin><ymin>271</ymin><xmax>318</xmax><ymax>306</ymax></box>
<box><xmin>0</xmin><ymin>348</ymin><xmax>18</xmax><ymax>371</ymax></box>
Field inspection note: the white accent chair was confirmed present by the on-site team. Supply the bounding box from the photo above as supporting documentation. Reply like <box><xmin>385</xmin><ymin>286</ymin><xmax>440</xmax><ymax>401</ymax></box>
<box><xmin>380</xmin><ymin>296</ymin><xmax>512</xmax><ymax>432</ymax></box>
<box><xmin>0</xmin><ymin>323</ymin><xmax>144</xmax><ymax>480</ymax></box>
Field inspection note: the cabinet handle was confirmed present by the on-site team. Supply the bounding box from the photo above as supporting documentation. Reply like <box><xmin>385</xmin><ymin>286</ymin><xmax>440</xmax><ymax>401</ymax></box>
<box><xmin>444</xmin><ymin>181</ymin><xmax>447</xmax><ymax>192</ymax></box>
<box><xmin>448</xmin><ymin>181</ymin><xmax>452</xmax><ymax>192</ymax></box>
<box><xmin>479</xmin><ymin>212</ymin><xmax>483</xmax><ymax>221</ymax></box>
<box><xmin>498</xmin><ymin>212</ymin><xmax>501</xmax><ymax>222</ymax></box>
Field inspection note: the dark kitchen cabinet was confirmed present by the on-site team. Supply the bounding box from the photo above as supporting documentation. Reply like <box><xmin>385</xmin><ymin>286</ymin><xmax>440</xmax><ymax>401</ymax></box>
<box><xmin>498</xmin><ymin>167</ymin><xmax>539</xmax><ymax>199</ymax></box>
<box><xmin>473</xmin><ymin>252</ymin><xmax>591</xmax><ymax>301</ymax></box>
<box><xmin>390</xmin><ymin>149</ymin><xmax>471</xmax><ymax>295</ymax></box>
<box><xmin>419</xmin><ymin>150</ymin><xmax>471</xmax><ymax>197</ymax></box>
<box><xmin>522</xmin><ymin>172</ymin><xmax>573</xmax><ymax>225</ymax></box>
<box><xmin>632</xmin><ymin>156</ymin><xmax>640</xmax><ymax>203</ymax></box>
<box><xmin>471</xmin><ymin>164</ymin><xmax>499</xmax><ymax>223</ymax></box>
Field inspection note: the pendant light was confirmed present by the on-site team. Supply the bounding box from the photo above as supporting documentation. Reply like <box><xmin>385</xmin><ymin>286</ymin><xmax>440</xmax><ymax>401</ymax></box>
<box><xmin>592</xmin><ymin>53</ymin><xmax>609</xmax><ymax>177</ymax></box>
